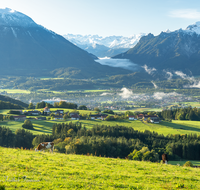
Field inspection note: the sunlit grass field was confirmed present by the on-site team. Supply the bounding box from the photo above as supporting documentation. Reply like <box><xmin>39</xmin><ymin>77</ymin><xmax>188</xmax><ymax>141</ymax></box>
<box><xmin>2</xmin><ymin>118</ymin><xmax>200</xmax><ymax>136</ymax></box>
<box><xmin>1</xmin><ymin>147</ymin><xmax>200</xmax><ymax>190</ymax></box>
<box><xmin>0</xmin><ymin>89</ymin><xmax>30</xmax><ymax>94</ymax></box>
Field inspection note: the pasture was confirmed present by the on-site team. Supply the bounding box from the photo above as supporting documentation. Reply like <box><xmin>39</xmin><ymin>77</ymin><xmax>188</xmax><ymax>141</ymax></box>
<box><xmin>3</xmin><ymin>118</ymin><xmax>200</xmax><ymax>136</ymax></box>
<box><xmin>0</xmin><ymin>147</ymin><xmax>200</xmax><ymax>189</ymax></box>
<box><xmin>0</xmin><ymin>89</ymin><xmax>30</xmax><ymax>94</ymax></box>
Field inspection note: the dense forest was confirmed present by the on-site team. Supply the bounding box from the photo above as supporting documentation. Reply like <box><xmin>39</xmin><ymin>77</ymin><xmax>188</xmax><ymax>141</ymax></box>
<box><xmin>31</xmin><ymin>123</ymin><xmax>200</xmax><ymax>161</ymax></box>
<box><xmin>159</xmin><ymin>107</ymin><xmax>200</xmax><ymax>121</ymax></box>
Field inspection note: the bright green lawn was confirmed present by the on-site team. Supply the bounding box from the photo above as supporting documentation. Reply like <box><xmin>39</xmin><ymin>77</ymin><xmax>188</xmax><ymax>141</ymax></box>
<box><xmin>1</xmin><ymin>147</ymin><xmax>200</xmax><ymax>189</ymax></box>
<box><xmin>3</xmin><ymin>119</ymin><xmax>200</xmax><ymax>136</ymax></box>
<box><xmin>0</xmin><ymin>89</ymin><xmax>30</xmax><ymax>94</ymax></box>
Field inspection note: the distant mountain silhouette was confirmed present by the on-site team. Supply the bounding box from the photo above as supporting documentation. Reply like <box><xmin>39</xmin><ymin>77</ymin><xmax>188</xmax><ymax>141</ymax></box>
<box><xmin>0</xmin><ymin>8</ymin><xmax>131</xmax><ymax>78</ymax></box>
<box><xmin>114</xmin><ymin>22</ymin><xmax>200</xmax><ymax>76</ymax></box>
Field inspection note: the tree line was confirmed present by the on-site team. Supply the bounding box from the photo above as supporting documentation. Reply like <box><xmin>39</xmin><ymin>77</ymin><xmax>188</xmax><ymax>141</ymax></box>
<box><xmin>159</xmin><ymin>107</ymin><xmax>200</xmax><ymax>121</ymax></box>
<box><xmin>2</xmin><ymin>121</ymin><xmax>200</xmax><ymax>161</ymax></box>
<box><xmin>33</xmin><ymin>122</ymin><xmax>200</xmax><ymax>161</ymax></box>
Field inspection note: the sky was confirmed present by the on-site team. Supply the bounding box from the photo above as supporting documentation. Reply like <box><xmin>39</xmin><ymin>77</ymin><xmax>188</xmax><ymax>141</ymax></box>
<box><xmin>1</xmin><ymin>0</ymin><xmax>200</xmax><ymax>37</ymax></box>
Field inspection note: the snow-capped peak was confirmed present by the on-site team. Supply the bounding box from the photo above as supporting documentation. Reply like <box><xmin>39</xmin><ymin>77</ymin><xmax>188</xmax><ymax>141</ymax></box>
<box><xmin>0</xmin><ymin>7</ymin><xmax>37</xmax><ymax>27</ymax></box>
<box><xmin>185</xmin><ymin>21</ymin><xmax>200</xmax><ymax>35</ymax></box>
<box><xmin>63</xmin><ymin>33</ymin><xmax>146</xmax><ymax>49</ymax></box>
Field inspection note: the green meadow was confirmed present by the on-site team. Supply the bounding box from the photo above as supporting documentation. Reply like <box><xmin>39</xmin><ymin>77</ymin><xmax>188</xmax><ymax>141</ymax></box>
<box><xmin>1</xmin><ymin>147</ymin><xmax>200</xmax><ymax>190</ymax></box>
<box><xmin>2</xmin><ymin>118</ymin><xmax>200</xmax><ymax>136</ymax></box>
<box><xmin>0</xmin><ymin>89</ymin><xmax>30</xmax><ymax>94</ymax></box>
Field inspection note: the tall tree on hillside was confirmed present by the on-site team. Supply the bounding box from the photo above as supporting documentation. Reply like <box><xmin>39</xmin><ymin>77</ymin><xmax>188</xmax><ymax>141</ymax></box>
<box><xmin>28</xmin><ymin>102</ymin><xmax>34</xmax><ymax>109</ymax></box>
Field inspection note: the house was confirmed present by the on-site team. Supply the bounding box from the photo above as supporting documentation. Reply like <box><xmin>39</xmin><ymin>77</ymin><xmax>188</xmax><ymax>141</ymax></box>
<box><xmin>27</xmin><ymin>110</ymin><xmax>41</xmax><ymax>116</ymax></box>
<box><xmin>143</xmin><ymin>115</ymin><xmax>159</xmax><ymax>121</ymax></box>
<box><xmin>101</xmin><ymin>115</ymin><xmax>107</xmax><ymax>120</ymax></box>
<box><xmin>129</xmin><ymin>116</ymin><xmax>136</xmax><ymax>120</ymax></box>
<box><xmin>44</xmin><ymin>107</ymin><xmax>50</xmax><ymax>113</ymax></box>
<box><xmin>90</xmin><ymin>114</ymin><xmax>102</xmax><ymax>120</ymax></box>
<box><xmin>54</xmin><ymin>110</ymin><xmax>64</xmax><ymax>115</ymax></box>
<box><xmin>150</xmin><ymin>119</ymin><xmax>160</xmax><ymax>123</ymax></box>
<box><xmin>71</xmin><ymin>114</ymin><xmax>80</xmax><ymax>120</ymax></box>
<box><xmin>137</xmin><ymin>114</ymin><xmax>144</xmax><ymax>119</ymax></box>
<box><xmin>53</xmin><ymin>115</ymin><xmax>63</xmax><ymax>120</ymax></box>
<box><xmin>13</xmin><ymin>115</ymin><xmax>26</xmax><ymax>121</ymax></box>
<box><xmin>35</xmin><ymin>117</ymin><xmax>46</xmax><ymax>120</ymax></box>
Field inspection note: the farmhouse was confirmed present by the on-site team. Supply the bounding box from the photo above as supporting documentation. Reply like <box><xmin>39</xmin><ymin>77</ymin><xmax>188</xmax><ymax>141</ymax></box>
<box><xmin>54</xmin><ymin>110</ymin><xmax>64</xmax><ymax>115</ymax></box>
<box><xmin>137</xmin><ymin>114</ymin><xmax>144</xmax><ymax>119</ymax></box>
<box><xmin>13</xmin><ymin>115</ymin><xmax>26</xmax><ymax>121</ymax></box>
<box><xmin>129</xmin><ymin>115</ymin><xmax>136</xmax><ymax>120</ymax></box>
<box><xmin>27</xmin><ymin>110</ymin><xmax>41</xmax><ymax>116</ymax></box>
<box><xmin>44</xmin><ymin>107</ymin><xmax>50</xmax><ymax>114</ymax></box>
<box><xmin>53</xmin><ymin>115</ymin><xmax>63</xmax><ymax>120</ymax></box>
<box><xmin>150</xmin><ymin>119</ymin><xmax>160</xmax><ymax>123</ymax></box>
<box><xmin>90</xmin><ymin>114</ymin><xmax>102</xmax><ymax>120</ymax></box>
<box><xmin>101</xmin><ymin>115</ymin><xmax>107</xmax><ymax>120</ymax></box>
<box><xmin>71</xmin><ymin>114</ymin><xmax>80</xmax><ymax>120</ymax></box>
<box><xmin>143</xmin><ymin>115</ymin><xmax>159</xmax><ymax>121</ymax></box>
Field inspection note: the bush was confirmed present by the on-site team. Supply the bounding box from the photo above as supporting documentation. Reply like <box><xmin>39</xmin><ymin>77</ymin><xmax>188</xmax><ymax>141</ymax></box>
<box><xmin>183</xmin><ymin>161</ymin><xmax>193</xmax><ymax>167</ymax></box>
<box><xmin>22</xmin><ymin>119</ymin><xmax>34</xmax><ymax>130</ymax></box>
<box><xmin>0</xmin><ymin>184</ymin><xmax>5</xmax><ymax>190</ymax></box>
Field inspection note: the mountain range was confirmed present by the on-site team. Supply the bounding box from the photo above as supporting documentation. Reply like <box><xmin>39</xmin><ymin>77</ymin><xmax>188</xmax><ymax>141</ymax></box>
<box><xmin>114</xmin><ymin>22</ymin><xmax>200</xmax><ymax>76</ymax></box>
<box><xmin>0</xmin><ymin>8</ymin><xmax>131</xmax><ymax>79</ymax></box>
<box><xmin>63</xmin><ymin>33</ymin><xmax>145</xmax><ymax>57</ymax></box>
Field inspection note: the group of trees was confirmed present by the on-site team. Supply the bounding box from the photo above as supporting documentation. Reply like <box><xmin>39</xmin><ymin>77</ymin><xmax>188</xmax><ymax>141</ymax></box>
<box><xmin>159</xmin><ymin>107</ymin><xmax>200</xmax><ymax>121</ymax></box>
<box><xmin>0</xmin><ymin>100</ymin><xmax>23</xmax><ymax>109</ymax></box>
<box><xmin>0</xmin><ymin>126</ymin><xmax>34</xmax><ymax>149</ymax></box>
<box><xmin>32</xmin><ymin>122</ymin><xmax>200</xmax><ymax>161</ymax></box>
<box><xmin>3</xmin><ymin>119</ymin><xmax>200</xmax><ymax>161</ymax></box>
<box><xmin>33</xmin><ymin>101</ymin><xmax>78</xmax><ymax>109</ymax></box>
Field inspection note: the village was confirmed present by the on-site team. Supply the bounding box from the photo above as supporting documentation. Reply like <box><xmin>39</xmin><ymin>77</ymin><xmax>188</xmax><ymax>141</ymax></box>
<box><xmin>10</xmin><ymin>106</ymin><xmax>160</xmax><ymax>124</ymax></box>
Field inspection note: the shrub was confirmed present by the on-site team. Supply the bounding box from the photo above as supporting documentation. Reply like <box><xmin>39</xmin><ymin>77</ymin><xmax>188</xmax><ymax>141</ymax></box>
<box><xmin>183</xmin><ymin>161</ymin><xmax>193</xmax><ymax>167</ymax></box>
<box><xmin>0</xmin><ymin>184</ymin><xmax>5</xmax><ymax>190</ymax></box>
<box><xmin>22</xmin><ymin>119</ymin><xmax>34</xmax><ymax>130</ymax></box>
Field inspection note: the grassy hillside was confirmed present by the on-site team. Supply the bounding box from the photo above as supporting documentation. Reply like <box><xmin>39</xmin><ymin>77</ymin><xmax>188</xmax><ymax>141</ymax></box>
<box><xmin>2</xmin><ymin>119</ymin><xmax>200</xmax><ymax>136</ymax></box>
<box><xmin>0</xmin><ymin>147</ymin><xmax>200</xmax><ymax>189</ymax></box>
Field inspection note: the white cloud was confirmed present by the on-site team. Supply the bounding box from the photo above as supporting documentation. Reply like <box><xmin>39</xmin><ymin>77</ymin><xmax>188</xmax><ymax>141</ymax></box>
<box><xmin>175</xmin><ymin>71</ymin><xmax>194</xmax><ymax>81</ymax></box>
<box><xmin>151</xmin><ymin>81</ymin><xmax>158</xmax><ymax>89</ymax></box>
<box><xmin>119</xmin><ymin>87</ymin><xmax>133</xmax><ymax>99</ymax></box>
<box><xmin>166</xmin><ymin>71</ymin><xmax>173</xmax><ymax>80</ymax></box>
<box><xmin>169</xmin><ymin>9</ymin><xmax>200</xmax><ymax>19</ymax></box>
<box><xmin>95</xmin><ymin>57</ymin><xmax>139</xmax><ymax>71</ymax></box>
<box><xmin>142</xmin><ymin>64</ymin><xmax>156</xmax><ymax>74</ymax></box>
<box><xmin>153</xmin><ymin>92</ymin><xmax>180</xmax><ymax>100</ymax></box>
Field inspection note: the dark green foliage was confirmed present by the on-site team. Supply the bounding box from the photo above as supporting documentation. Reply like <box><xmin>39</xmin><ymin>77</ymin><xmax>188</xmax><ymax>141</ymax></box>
<box><xmin>0</xmin><ymin>94</ymin><xmax>28</xmax><ymax>108</ymax></box>
<box><xmin>0</xmin><ymin>100</ymin><xmax>24</xmax><ymax>109</ymax></box>
<box><xmin>35</xmin><ymin>101</ymin><xmax>46</xmax><ymax>109</ymax></box>
<box><xmin>54</xmin><ymin>101</ymin><xmax>77</xmax><ymax>109</ymax></box>
<box><xmin>160</xmin><ymin>107</ymin><xmax>200</xmax><ymax>121</ymax></box>
<box><xmin>0</xmin><ymin>184</ymin><xmax>5</xmax><ymax>190</ymax></box>
<box><xmin>50</xmin><ymin>123</ymin><xmax>200</xmax><ymax>160</ymax></box>
<box><xmin>103</xmin><ymin>109</ymin><xmax>114</xmax><ymax>114</ymax></box>
<box><xmin>0</xmin><ymin>126</ymin><xmax>34</xmax><ymax>148</ymax></box>
<box><xmin>78</xmin><ymin>105</ymin><xmax>87</xmax><ymax>110</ymax></box>
<box><xmin>28</xmin><ymin>102</ymin><xmax>35</xmax><ymax>109</ymax></box>
<box><xmin>8</xmin><ymin>110</ymin><xmax>21</xmax><ymax>114</ymax></box>
<box><xmin>22</xmin><ymin>119</ymin><xmax>34</xmax><ymax>130</ymax></box>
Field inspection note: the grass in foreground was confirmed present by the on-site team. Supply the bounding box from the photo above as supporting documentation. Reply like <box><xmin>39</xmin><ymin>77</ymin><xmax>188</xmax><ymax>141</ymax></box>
<box><xmin>1</xmin><ymin>147</ymin><xmax>200</xmax><ymax>189</ymax></box>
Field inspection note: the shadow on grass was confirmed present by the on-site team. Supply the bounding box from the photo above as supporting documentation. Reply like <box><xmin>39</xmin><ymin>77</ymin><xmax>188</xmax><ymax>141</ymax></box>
<box><xmin>160</xmin><ymin>121</ymin><xmax>200</xmax><ymax>133</ymax></box>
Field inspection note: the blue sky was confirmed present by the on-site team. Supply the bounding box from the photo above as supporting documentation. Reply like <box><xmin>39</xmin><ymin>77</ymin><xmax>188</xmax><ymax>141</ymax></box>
<box><xmin>1</xmin><ymin>0</ymin><xmax>200</xmax><ymax>37</ymax></box>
